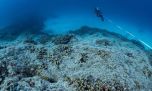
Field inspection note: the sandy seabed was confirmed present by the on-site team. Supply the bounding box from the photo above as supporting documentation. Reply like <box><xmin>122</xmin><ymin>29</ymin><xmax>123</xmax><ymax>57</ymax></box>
<box><xmin>0</xmin><ymin>26</ymin><xmax>152</xmax><ymax>91</ymax></box>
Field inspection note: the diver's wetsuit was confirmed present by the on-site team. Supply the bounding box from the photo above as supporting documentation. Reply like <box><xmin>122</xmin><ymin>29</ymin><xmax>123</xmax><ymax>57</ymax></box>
<box><xmin>95</xmin><ymin>7</ymin><xmax>104</xmax><ymax>21</ymax></box>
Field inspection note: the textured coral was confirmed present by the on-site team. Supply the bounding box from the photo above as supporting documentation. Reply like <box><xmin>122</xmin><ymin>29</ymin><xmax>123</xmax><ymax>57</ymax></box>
<box><xmin>48</xmin><ymin>53</ymin><xmax>62</xmax><ymax>69</ymax></box>
<box><xmin>0</xmin><ymin>46</ymin><xmax>7</xmax><ymax>50</ymax></box>
<box><xmin>25</xmin><ymin>45</ymin><xmax>36</xmax><ymax>53</ymax></box>
<box><xmin>0</xmin><ymin>61</ymin><xmax>8</xmax><ymax>85</ymax></box>
<box><xmin>69</xmin><ymin>26</ymin><xmax>102</xmax><ymax>35</ymax></box>
<box><xmin>96</xmin><ymin>39</ymin><xmax>112</xmax><ymax>46</ymax></box>
<box><xmin>130</xmin><ymin>39</ymin><xmax>145</xmax><ymax>49</ymax></box>
<box><xmin>52</xmin><ymin>34</ymin><xmax>74</xmax><ymax>45</ymax></box>
<box><xmin>142</xmin><ymin>67</ymin><xmax>152</xmax><ymax>79</ymax></box>
<box><xmin>0</xmin><ymin>32</ymin><xmax>19</xmax><ymax>41</ymax></box>
<box><xmin>38</xmin><ymin>34</ymin><xmax>53</xmax><ymax>44</ymax></box>
<box><xmin>96</xmin><ymin>50</ymin><xmax>111</xmax><ymax>59</ymax></box>
<box><xmin>64</xmin><ymin>76</ymin><xmax>128</xmax><ymax>91</ymax></box>
<box><xmin>37</xmin><ymin>47</ymin><xmax>48</xmax><ymax>60</ymax></box>
<box><xmin>0</xmin><ymin>26</ymin><xmax>152</xmax><ymax>91</ymax></box>
<box><xmin>53</xmin><ymin>44</ymin><xmax>72</xmax><ymax>56</ymax></box>
<box><xmin>24</xmin><ymin>38</ymin><xmax>37</xmax><ymax>45</ymax></box>
<box><xmin>48</xmin><ymin>44</ymin><xmax>72</xmax><ymax>68</ymax></box>
<box><xmin>125</xmin><ymin>52</ymin><xmax>134</xmax><ymax>58</ymax></box>
<box><xmin>146</xmin><ymin>50</ymin><xmax>152</xmax><ymax>66</ymax></box>
<box><xmin>38</xmin><ymin>71</ymin><xmax>58</xmax><ymax>83</ymax></box>
<box><xmin>13</xmin><ymin>65</ymin><xmax>38</xmax><ymax>77</ymax></box>
<box><xmin>79</xmin><ymin>53</ymin><xmax>88</xmax><ymax>63</ymax></box>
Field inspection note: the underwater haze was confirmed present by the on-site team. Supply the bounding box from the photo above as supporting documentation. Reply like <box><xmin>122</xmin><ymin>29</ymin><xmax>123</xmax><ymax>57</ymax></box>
<box><xmin>0</xmin><ymin>0</ymin><xmax>152</xmax><ymax>46</ymax></box>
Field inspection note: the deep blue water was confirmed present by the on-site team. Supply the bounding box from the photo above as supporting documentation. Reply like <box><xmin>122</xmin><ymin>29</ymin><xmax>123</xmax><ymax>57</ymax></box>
<box><xmin>0</xmin><ymin>0</ymin><xmax>152</xmax><ymax>48</ymax></box>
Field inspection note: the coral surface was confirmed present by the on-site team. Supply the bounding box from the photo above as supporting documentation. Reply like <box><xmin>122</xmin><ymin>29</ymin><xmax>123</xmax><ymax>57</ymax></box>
<box><xmin>0</xmin><ymin>26</ymin><xmax>152</xmax><ymax>91</ymax></box>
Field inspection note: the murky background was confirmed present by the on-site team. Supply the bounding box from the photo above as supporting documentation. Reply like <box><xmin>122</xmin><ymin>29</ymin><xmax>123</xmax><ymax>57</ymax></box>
<box><xmin>0</xmin><ymin>0</ymin><xmax>152</xmax><ymax>47</ymax></box>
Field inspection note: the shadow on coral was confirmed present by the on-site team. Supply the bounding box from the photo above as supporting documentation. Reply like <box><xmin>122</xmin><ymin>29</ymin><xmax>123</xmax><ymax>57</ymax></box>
<box><xmin>0</xmin><ymin>15</ymin><xmax>47</xmax><ymax>41</ymax></box>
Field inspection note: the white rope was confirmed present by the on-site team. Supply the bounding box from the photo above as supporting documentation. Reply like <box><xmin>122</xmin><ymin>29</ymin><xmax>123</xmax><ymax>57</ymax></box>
<box><xmin>105</xmin><ymin>17</ymin><xmax>152</xmax><ymax>50</ymax></box>
<box><xmin>139</xmin><ymin>40</ymin><xmax>152</xmax><ymax>50</ymax></box>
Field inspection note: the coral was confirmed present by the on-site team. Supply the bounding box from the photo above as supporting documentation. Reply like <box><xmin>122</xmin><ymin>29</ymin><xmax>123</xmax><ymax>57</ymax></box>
<box><xmin>47</xmin><ymin>52</ymin><xmax>61</xmax><ymax>69</ymax></box>
<box><xmin>64</xmin><ymin>76</ymin><xmax>127</xmax><ymax>91</ymax></box>
<box><xmin>69</xmin><ymin>26</ymin><xmax>102</xmax><ymax>35</ymax></box>
<box><xmin>25</xmin><ymin>45</ymin><xmax>36</xmax><ymax>53</ymax></box>
<box><xmin>142</xmin><ymin>67</ymin><xmax>152</xmax><ymax>78</ymax></box>
<box><xmin>54</xmin><ymin>44</ymin><xmax>72</xmax><ymax>56</ymax></box>
<box><xmin>0</xmin><ymin>32</ymin><xmax>19</xmax><ymax>41</ymax></box>
<box><xmin>0</xmin><ymin>46</ymin><xmax>7</xmax><ymax>50</ymax></box>
<box><xmin>0</xmin><ymin>61</ymin><xmax>8</xmax><ymax>85</ymax></box>
<box><xmin>131</xmin><ymin>39</ymin><xmax>145</xmax><ymax>49</ymax></box>
<box><xmin>0</xmin><ymin>78</ymin><xmax>19</xmax><ymax>91</ymax></box>
<box><xmin>69</xmin><ymin>26</ymin><xmax>128</xmax><ymax>42</ymax></box>
<box><xmin>97</xmin><ymin>50</ymin><xmax>111</xmax><ymax>59</ymax></box>
<box><xmin>14</xmin><ymin>65</ymin><xmax>39</xmax><ymax>77</ymax></box>
<box><xmin>79</xmin><ymin>53</ymin><xmax>88</xmax><ymax>63</ymax></box>
<box><xmin>37</xmin><ymin>47</ymin><xmax>48</xmax><ymax>60</ymax></box>
<box><xmin>27</xmin><ymin>79</ymin><xmax>35</xmax><ymax>87</ymax></box>
<box><xmin>64</xmin><ymin>76</ymin><xmax>97</xmax><ymax>91</ymax></box>
<box><xmin>109</xmin><ymin>32</ymin><xmax>129</xmax><ymax>42</ymax></box>
<box><xmin>48</xmin><ymin>54</ymin><xmax>61</xmax><ymax>69</ymax></box>
<box><xmin>134</xmin><ymin>80</ymin><xmax>141</xmax><ymax>90</ymax></box>
<box><xmin>38</xmin><ymin>34</ymin><xmax>53</xmax><ymax>44</ymax></box>
<box><xmin>48</xmin><ymin>45</ymin><xmax>72</xmax><ymax>68</ymax></box>
<box><xmin>6</xmin><ymin>47</ymin><xmax>16</xmax><ymax>57</ymax></box>
<box><xmin>5</xmin><ymin>81</ymin><xmax>18</xmax><ymax>91</ymax></box>
<box><xmin>24</xmin><ymin>38</ymin><xmax>37</xmax><ymax>45</ymax></box>
<box><xmin>38</xmin><ymin>72</ymin><xmax>58</xmax><ymax>83</ymax></box>
<box><xmin>146</xmin><ymin>50</ymin><xmax>152</xmax><ymax>66</ymax></box>
<box><xmin>96</xmin><ymin>39</ymin><xmax>112</xmax><ymax>46</ymax></box>
<box><xmin>5</xmin><ymin>47</ymin><xmax>25</xmax><ymax>58</ymax></box>
<box><xmin>52</xmin><ymin>34</ymin><xmax>74</xmax><ymax>45</ymax></box>
<box><xmin>125</xmin><ymin>52</ymin><xmax>134</xmax><ymax>58</ymax></box>
<box><xmin>0</xmin><ymin>26</ymin><xmax>152</xmax><ymax>90</ymax></box>
<box><xmin>41</xmin><ymin>76</ymin><xmax>58</xmax><ymax>83</ymax></box>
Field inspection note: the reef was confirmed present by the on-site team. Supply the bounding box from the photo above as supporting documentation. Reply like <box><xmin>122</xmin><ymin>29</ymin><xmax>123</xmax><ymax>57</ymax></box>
<box><xmin>96</xmin><ymin>39</ymin><xmax>112</xmax><ymax>46</ymax></box>
<box><xmin>0</xmin><ymin>26</ymin><xmax>152</xmax><ymax>91</ymax></box>
<box><xmin>51</xmin><ymin>34</ymin><xmax>74</xmax><ymax>45</ymax></box>
<box><xmin>69</xmin><ymin>26</ymin><xmax>102</xmax><ymax>35</ymax></box>
<box><xmin>64</xmin><ymin>75</ymin><xmax>129</xmax><ymax>91</ymax></box>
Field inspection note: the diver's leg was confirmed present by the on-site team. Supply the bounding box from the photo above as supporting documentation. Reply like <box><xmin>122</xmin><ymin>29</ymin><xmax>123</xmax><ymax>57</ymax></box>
<box><xmin>100</xmin><ymin>16</ymin><xmax>104</xmax><ymax>21</ymax></box>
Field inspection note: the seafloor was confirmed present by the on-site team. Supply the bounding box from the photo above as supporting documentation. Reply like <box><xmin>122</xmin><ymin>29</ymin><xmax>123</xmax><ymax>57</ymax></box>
<box><xmin>0</xmin><ymin>26</ymin><xmax>152</xmax><ymax>91</ymax></box>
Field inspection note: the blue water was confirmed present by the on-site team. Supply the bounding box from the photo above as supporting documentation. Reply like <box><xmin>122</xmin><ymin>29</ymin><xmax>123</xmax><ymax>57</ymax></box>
<box><xmin>0</xmin><ymin>0</ymin><xmax>152</xmax><ymax>48</ymax></box>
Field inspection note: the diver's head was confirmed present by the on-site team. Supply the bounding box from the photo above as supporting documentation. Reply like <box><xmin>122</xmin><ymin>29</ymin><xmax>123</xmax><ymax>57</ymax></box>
<box><xmin>95</xmin><ymin>7</ymin><xmax>100</xmax><ymax>11</ymax></box>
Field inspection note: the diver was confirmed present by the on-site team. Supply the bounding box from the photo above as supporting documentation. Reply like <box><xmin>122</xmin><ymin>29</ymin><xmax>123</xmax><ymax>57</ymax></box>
<box><xmin>95</xmin><ymin>7</ymin><xmax>104</xmax><ymax>21</ymax></box>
